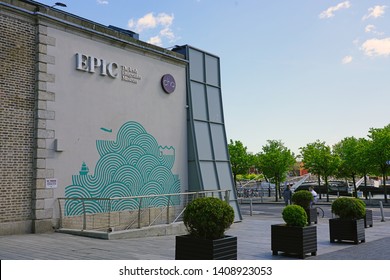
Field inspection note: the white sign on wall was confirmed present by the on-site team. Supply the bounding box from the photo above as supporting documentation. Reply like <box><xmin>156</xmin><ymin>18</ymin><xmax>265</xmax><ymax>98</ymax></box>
<box><xmin>45</xmin><ymin>178</ymin><xmax>58</xmax><ymax>189</ymax></box>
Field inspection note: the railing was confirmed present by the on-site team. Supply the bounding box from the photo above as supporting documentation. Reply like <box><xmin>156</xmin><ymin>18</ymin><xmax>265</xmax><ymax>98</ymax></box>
<box><xmin>57</xmin><ymin>190</ymin><xmax>230</xmax><ymax>232</ymax></box>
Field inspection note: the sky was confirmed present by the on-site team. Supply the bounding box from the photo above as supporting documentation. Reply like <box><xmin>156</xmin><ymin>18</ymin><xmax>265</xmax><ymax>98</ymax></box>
<box><xmin>37</xmin><ymin>0</ymin><xmax>390</xmax><ymax>156</ymax></box>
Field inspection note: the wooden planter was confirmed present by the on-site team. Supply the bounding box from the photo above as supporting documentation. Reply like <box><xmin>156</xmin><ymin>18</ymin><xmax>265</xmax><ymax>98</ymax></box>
<box><xmin>364</xmin><ymin>209</ymin><xmax>373</xmax><ymax>228</ymax></box>
<box><xmin>329</xmin><ymin>218</ymin><xmax>365</xmax><ymax>244</ymax></box>
<box><xmin>175</xmin><ymin>235</ymin><xmax>237</xmax><ymax>260</ymax></box>
<box><xmin>306</xmin><ymin>208</ymin><xmax>317</xmax><ymax>225</ymax></box>
<box><xmin>271</xmin><ymin>224</ymin><xmax>317</xmax><ymax>259</ymax></box>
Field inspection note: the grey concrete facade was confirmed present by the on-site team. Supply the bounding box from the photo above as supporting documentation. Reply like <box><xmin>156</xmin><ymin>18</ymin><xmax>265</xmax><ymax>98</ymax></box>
<box><xmin>0</xmin><ymin>0</ymin><xmax>191</xmax><ymax>235</ymax></box>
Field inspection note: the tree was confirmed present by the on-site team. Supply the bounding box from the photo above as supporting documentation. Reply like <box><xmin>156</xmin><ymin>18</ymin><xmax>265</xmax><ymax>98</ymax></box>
<box><xmin>300</xmin><ymin>140</ymin><xmax>339</xmax><ymax>202</ymax></box>
<box><xmin>255</xmin><ymin>140</ymin><xmax>295</xmax><ymax>202</ymax></box>
<box><xmin>355</xmin><ymin>138</ymin><xmax>373</xmax><ymax>187</ymax></box>
<box><xmin>333</xmin><ymin>137</ymin><xmax>361</xmax><ymax>197</ymax></box>
<box><xmin>228</xmin><ymin>139</ymin><xmax>251</xmax><ymax>186</ymax></box>
<box><xmin>367</xmin><ymin>124</ymin><xmax>390</xmax><ymax>203</ymax></box>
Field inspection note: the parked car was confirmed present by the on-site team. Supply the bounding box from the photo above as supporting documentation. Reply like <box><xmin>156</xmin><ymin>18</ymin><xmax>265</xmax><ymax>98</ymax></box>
<box><xmin>294</xmin><ymin>181</ymin><xmax>351</xmax><ymax>196</ymax></box>
<box><xmin>357</xmin><ymin>185</ymin><xmax>386</xmax><ymax>198</ymax></box>
<box><xmin>328</xmin><ymin>181</ymin><xmax>352</xmax><ymax>196</ymax></box>
<box><xmin>293</xmin><ymin>182</ymin><xmax>327</xmax><ymax>194</ymax></box>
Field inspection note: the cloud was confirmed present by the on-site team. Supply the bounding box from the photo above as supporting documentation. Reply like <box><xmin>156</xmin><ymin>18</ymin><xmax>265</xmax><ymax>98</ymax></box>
<box><xmin>319</xmin><ymin>1</ymin><xmax>351</xmax><ymax>19</ymax></box>
<box><xmin>365</xmin><ymin>24</ymin><xmax>375</xmax><ymax>33</ymax></box>
<box><xmin>147</xmin><ymin>36</ymin><xmax>162</xmax><ymax>46</ymax></box>
<box><xmin>128</xmin><ymin>12</ymin><xmax>176</xmax><ymax>46</ymax></box>
<box><xmin>97</xmin><ymin>0</ymin><xmax>108</xmax><ymax>4</ymax></box>
<box><xmin>362</xmin><ymin>5</ymin><xmax>386</xmax><ymax>20</ymax></box>
<box><xmin>128</xmin><ymin>12</ymin><xmax>174</xmax><ymax>32</ymax></box>
<box><xmin>342</xmin><ymin>55</ymin><xmax>353</xmax><ymax>64</ymax></box>
<box><xmin>361</xmin><ymin>38</ymin><xmax>390</xmax><ymax>56</ymax></box>
<box><xmin>365</xmin><ymin>24</ymin><xmax>385</xmax><ymax>36</ymax></box>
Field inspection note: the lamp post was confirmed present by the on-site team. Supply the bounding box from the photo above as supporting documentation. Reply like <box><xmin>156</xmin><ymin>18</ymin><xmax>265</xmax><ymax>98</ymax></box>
<box><xmin>51</xmin><ymin>2</ymin><xmax>67</xmax><ymax>8</ymax></box>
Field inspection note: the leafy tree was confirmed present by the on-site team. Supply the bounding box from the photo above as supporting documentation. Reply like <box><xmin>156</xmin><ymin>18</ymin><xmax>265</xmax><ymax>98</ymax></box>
<box><xmin>355</xmin><ymin>138</ymin><xmax>373</xmax><ymax>187</ymax></box>
<box><xmin>228</xmin><ymin>139</ymin><xmax>251</xmax><ymax>186</ymax></box>
<box><xmin>367</xmin><ymin>124</ymin><xmax>390</xmax><ymax>203</ymax></box>
<box><xmin>300</xmin><ymin>140</ymin><xmax>340</xmax><ymax>202</ymax></box>
<box><xmin>333</xmin><ymin>137</ymin><xmax>361</xmax><ymax>197</ymax></box>
<box><xmin>255</xmin><ymin>140</ymin><xmax>295</xmax><ymax>202</ymax></box>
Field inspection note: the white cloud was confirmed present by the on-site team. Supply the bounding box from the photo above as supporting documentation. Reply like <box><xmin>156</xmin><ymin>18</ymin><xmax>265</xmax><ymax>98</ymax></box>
<box><xmin>362</xmin><ymin>5</ymin><xmax>386</xmax><ymax>20</ymax></box>
<box><xmin>128</xmin><ymin>12</ymin><xmax>176</xmax><ymax>46</ymax></box>
<box><xmin>365</xmin><ymin>24</ymin><xmax>375</xmax><ymax>33</ymax></box>
<box><xmin>364</xmin><ymin>24</ymin><xmax>385</xmax><ymax>36</ymax></box>
<box><xmin>160</xmin><ymin>27</ymin><xmax>175</xmax><ymax>40</ymax></box>
<box><xmin>319</xmin><ymin>1</ymin><xmax>351</xmax><ymax>19</ymax></box>
<box><xmin>361</xmin><ymin>38</ymin><xmax>390</xmax><ymax>56</ymax></box>
<box><xmin>148</xmin><ymin>36</ymin><xmax>162</xmax><ymax>46</ymax></box>
<box><xmin>128</xmin><ymin>12</ymin><xmax>174</xmax><ymax>32</ymax></box>
<box><xmin>97</xmin><ymin>0</ymin><xmax>108</xmax><ymax>4</ymax></box>
<box><xmin>342</xmin><ymin>55</ymin><xmax>353</xmax><ymax>64</ymax></box>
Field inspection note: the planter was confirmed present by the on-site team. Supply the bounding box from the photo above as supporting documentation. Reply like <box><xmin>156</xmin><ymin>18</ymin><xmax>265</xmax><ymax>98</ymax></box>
<box><xmin>271</xmin><ymin>224</ymin><xmax>317</xmax><ymax>259</ymax></box>
<box><xmin>329</xmin><ymin>218</ymin><xmax>365</xmax><ymax>244</ymax></box>
<box><xmin>364</xmin><ymin>209</ymin><xmax>373</xmax><ymax>228</ymax></box>
<box><xmin>306</xmin><ymin>208</ymin><xmax>317</xmax><ymax>225</ymax></box>
<box><xmin>175</xmin><ymin>235</ymin><xmax>237</xmax><ymax>260</ymax></box>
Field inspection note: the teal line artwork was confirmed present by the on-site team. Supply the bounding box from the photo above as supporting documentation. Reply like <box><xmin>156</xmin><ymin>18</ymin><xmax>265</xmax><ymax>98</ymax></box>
<box><xmin>64</xmin><ymin>121</ymin><xmax>181</xmax><ymax>216</ymax></box>
<box><xmin>100</xmin><ymin>127</ymin><xmax>112</xmax><ymax>133</ymax></box>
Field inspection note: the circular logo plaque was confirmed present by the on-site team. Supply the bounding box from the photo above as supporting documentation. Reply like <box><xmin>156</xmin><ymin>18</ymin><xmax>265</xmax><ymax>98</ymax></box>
<box><xmin>161</xmin><ymin>74</ymin><xmax>176</xmax><ymax>94</ymax></box>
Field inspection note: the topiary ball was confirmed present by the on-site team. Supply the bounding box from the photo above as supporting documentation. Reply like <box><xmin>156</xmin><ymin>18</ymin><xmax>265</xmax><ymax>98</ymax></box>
<box><xmin>282</xmin><ymin>205</ymin><xmax>308</xmax><ymax>227</ymax></box>
<box><xmin>291</xmin><ymin>190</ymin><xmax>313</xmax><ymax>209</ymax></box>
<box><xmin>183</xmin><ymin>197</ymin><xmax>234</xmax><ymax>240</ymax></box>
<box><xmin>331</xmin><ymin>197</ymin><xmax>366</xmax><ymax>220</ymax></box>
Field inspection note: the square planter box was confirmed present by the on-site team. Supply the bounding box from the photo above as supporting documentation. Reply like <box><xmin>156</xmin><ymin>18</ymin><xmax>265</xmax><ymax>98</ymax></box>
<box><xmin>175</xmin><ymin>235</ymin><xmax>237</xmax><ymax>260</ymax></box>
<box><xmin>306</xmin><ymin>208</ymin><xmax>317</xmax><ymax>225</ymax></box>
<box><xmin>364</xmin><ymin>209</ymin><xmax>373</xmax><ymax>228</ymax></box>
<box><xmin>329</xmin><ymin>218</ymin><xmax>365</xmax><ymax>244</ymax></box>
<box><xmin>271</xmin><ymin>224</ymin><xmax>317</xmax><ymax>259</ymax></box>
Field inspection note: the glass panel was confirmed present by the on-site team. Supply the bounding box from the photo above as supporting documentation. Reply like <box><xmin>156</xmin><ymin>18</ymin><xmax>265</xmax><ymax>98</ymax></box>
<box><xmin>187</xmin><ymin>124</ymin><xmax>195</xmax><ymax>161</ymax></box>
<box><xmin>194</xmin><ymin>121</ymin><xmax>212</xmax><ymax>160</ymax></box>
<box><xmin>216</xmin><ymin>162</ymin><xmax>234</xmax><ymax>192</ymax></box>
<box><xmin>189</xmin><ymin>48</ymin><xmax>204</xmax><ymax>83</ymax></box>
<box><xmin>199</xmin><ymin>161</ymin><xmax>218</xmax><ymax>190</ymax></box>
<box><xmin>190</xmin><ymin>82</ymin><xmax>207</xmax><ymax>120</ymax></box>
<box><xmin>188</xmin><ymin>161</ymin><xmax>201</xmax><ymax>192</ymax></box>
<box><xmin>207</xmin><ymin>86</ymin><xmax>223</xmax><ymax>123</ymax></box>
<box><xmin>210</xmin><ymin>124</ymin><xmax>228</xmax><ymax>160</ymax></box>
<box><xmin>205</xmin><ymin>54</ymin><xmax>220</xmax><ymax>86</ymax></box>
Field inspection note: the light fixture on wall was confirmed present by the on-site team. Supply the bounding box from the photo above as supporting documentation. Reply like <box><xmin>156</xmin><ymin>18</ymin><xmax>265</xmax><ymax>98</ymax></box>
<box><xmin>51</xmin><ymin>2</ymin><xmax>67</xmax><ymax>8</ymax></box>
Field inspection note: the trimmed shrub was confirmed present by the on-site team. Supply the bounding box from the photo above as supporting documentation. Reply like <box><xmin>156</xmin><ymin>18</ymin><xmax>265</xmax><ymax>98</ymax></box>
<box><xmin>183</xmin><ymin>197</ymin><xmax>234</xmax><ymax>240</ymax></box>
<box><xmin>282</xmin><ymin>205</ymin><xmax>308</xmax><ymax>227</ymax></box>
<box><xmin>331</xmin><ymin>197</ymin><xmax>366</xmax><ymax>220</ymax></box>
<box><xmin>291</xmin><ymin>190</ymin><xmax>313</xmax><ymax>209</ymax></box>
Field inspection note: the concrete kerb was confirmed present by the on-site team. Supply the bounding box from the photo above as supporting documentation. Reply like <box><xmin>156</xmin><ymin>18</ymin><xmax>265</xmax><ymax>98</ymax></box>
<box><xmin>57</xmin><ymin>222</ymin><xmax>187</xmax><ymax>240</ymax></box>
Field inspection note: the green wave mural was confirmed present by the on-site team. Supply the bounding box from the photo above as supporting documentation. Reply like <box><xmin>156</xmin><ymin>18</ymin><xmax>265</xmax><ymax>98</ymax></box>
<box><xmin>65</xmin><ymin>121</ymin><xmax>181</xmax><ymax>216</ymax></box>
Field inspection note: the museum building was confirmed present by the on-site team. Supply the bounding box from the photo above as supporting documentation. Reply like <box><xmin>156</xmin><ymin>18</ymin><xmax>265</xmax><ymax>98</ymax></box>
<box><xmin>0</xmin><ymin>0</ymin><xmax>240</xmax><ymax>235</ymax></box>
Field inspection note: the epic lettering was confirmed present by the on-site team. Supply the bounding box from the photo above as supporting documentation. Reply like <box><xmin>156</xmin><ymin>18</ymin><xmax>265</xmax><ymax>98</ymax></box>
<box><xmin>76</xmin><ymin>53</ymin><xmax>118</xmax><ymax>78</ymax></box>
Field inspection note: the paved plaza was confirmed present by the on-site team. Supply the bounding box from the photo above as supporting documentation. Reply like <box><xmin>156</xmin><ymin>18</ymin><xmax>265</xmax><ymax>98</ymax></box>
<box><xmin>1</xmin><ymin>200</ymin><xmax>390</xmax><ymax>260</ymax></box>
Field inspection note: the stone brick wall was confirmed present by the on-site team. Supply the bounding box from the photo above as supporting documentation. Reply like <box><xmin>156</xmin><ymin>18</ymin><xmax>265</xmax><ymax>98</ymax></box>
<box><xmin>0</xmin><ymin>13</ymin><xmax>36</xmax><ymax>234</ymax></box>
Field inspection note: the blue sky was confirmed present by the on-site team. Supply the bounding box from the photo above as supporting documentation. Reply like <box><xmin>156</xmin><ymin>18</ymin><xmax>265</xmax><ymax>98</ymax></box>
<box><xmin>39</xmin><ymin>0</ymin><xmax>390</xmax><ymax>155</ymax></box>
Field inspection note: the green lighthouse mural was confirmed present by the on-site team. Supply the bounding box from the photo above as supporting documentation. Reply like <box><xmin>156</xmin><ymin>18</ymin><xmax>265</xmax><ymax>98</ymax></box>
<box><xmin>64</xmin><ymin>121</ymin><xmax>181</xmax><ymax>216</ymax></box>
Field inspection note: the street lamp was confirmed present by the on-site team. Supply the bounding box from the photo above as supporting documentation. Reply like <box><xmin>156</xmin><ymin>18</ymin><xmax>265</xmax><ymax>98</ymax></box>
<box><xmin>51</xmin><ymin>2</ymin><xmax>67</xmax><ymax>8</ymax></box>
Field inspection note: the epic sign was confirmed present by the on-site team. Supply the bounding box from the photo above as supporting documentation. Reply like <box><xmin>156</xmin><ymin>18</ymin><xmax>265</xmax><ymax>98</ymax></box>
<box><xmin>76</xmin><ymin>53</ymin><xmax>118</xmax><ymax>78</ymax></box>
<box><xmin>75</xmin><ymin>53</ymin><xmax>142</xmax><ymax>84</ymax></box>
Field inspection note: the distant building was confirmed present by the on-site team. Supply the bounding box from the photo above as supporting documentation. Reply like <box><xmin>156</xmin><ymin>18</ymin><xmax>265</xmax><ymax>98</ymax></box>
<box><xmin>299</xmin><ymin>162</ymin><xmax>309</xmax><ymax>176</ymax></box>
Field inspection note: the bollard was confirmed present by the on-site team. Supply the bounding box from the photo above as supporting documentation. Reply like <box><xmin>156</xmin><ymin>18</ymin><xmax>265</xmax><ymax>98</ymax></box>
<box><xmin>250</xmin><ymin>198</ymin><xmax>253</xmax><ymax>216</ymax></box>
<box><xmin>379</xmin><ymin>201</ymin><xmax>385</xmax><ymax>222</ymax></box>
<box><xmin>368</xmin><ymin>192</ymin><xmax>372</xmax><ymax>205</ymax></box>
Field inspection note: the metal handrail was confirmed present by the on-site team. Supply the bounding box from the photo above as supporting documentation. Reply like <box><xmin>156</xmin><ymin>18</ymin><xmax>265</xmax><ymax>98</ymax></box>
<box><xmin>57</xmin><ymin>189</ymin><xmax>230</xmax><ymax>232</ymax></box>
